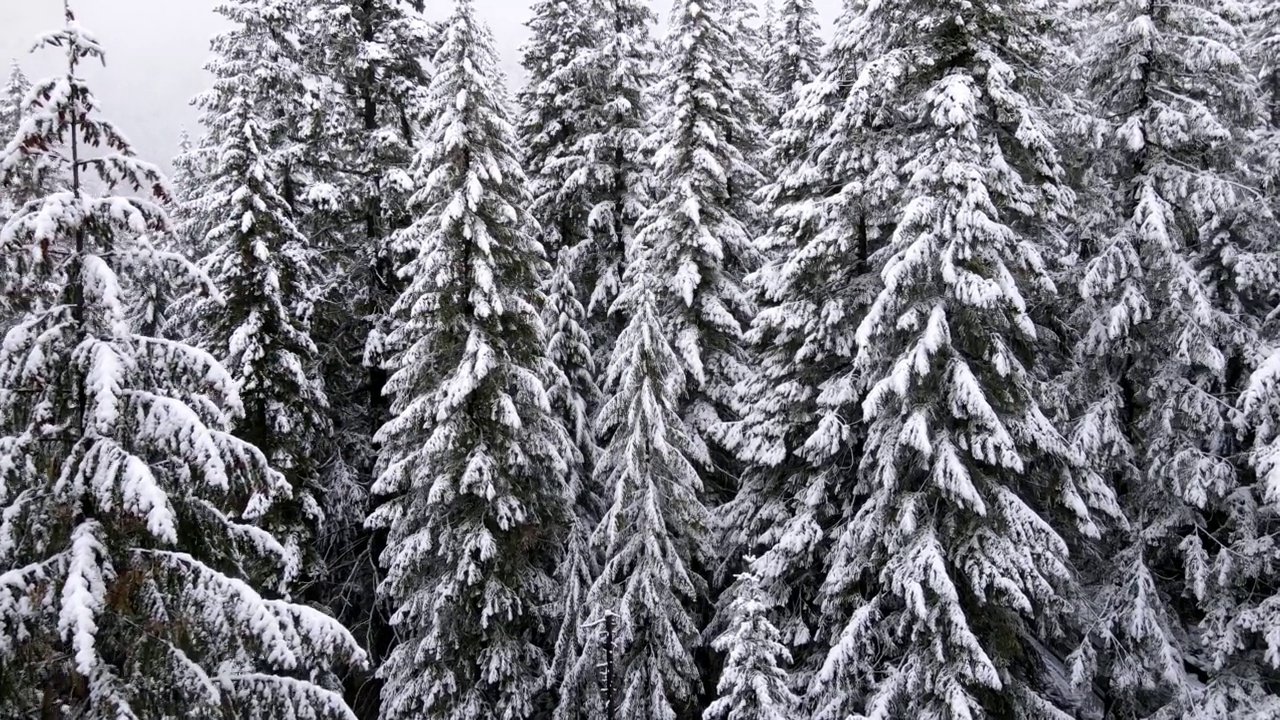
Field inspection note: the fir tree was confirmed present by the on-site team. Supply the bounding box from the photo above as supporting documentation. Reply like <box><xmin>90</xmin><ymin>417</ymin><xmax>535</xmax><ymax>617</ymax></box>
<box><xmin>367</xmin><ymin>2</ymin><xmax>572</xmax><ymax>717</ymax></box>
<box><xmin>287</xmin><ymin>3</ymin><xmax>439</xmax><ymax>706</ymax></box>
<box><xmin>704</xmin><ymin>569</ymin><xmax>800</xmax><ymax>720</ymax></box>
<box><xmin>720</xmin><ymin>5</ymin><xmax>884</xmax><ymax>693</ymax></box>
<box><xmin>518</xmin><ymin>0</ymin><xmax>597</xmax><ymax>261</ymax></box>
<box><xmin>763</xmin><ymin>0</ymin><xmax>823</xmax><ymax>124</ymax></box>
<box><xmin>0</xmin><ymin>60</ymin><xmax>33</xmax><ymax>321</ymax></box>
<box><xmin>0</xmin><ymin>59</ymin><xmax>52</xmax><ymax>245</ymax></box>
<box><xmin>516</xmin><ymin>4</ymin><xmax>611</xmax><ymax>713</ymax></box>
<box><xmin>808</xmin><ymin>0</ymin><xmax>1118</xmax><ymax>717</ymax></box>
<box><xmin>638</xmin><ymin>0</ymin><xmax>765</xmax><ymax>503</ymax></box>
<box><xmin>571</xmin><ymin>0</ymin><xmax>659</xmax><ymax>353</ymax></box>
<box><xmin>1066</xmin><ymin>0</ymin><xmax>1280</xmax><ymax>715</ymax></box>
<box><xmin>0</xmin><ymin>10</ymin><xmax>364</xmax><ymax>717</ymax></box>
<box><xmin>0</xmin><ymin>60</ymin><xmax>28</xmax><ymax>228</ymax></box>
<box><xmin>183</xmin><ymin>0</ymin><xmax>335</xmax><ymax>595</ymax></box>
<box><xmin>543</xmin><ymin>260</ymin><xmax>606</xmax><ymax>720</ymax></box>
<box><xmin>581</xmin><ymin>261</ymin><xmax>713</xmax><ymax>720</ymax></box>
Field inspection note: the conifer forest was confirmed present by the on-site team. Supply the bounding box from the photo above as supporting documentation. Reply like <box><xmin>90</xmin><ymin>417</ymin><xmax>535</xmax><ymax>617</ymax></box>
<box><xmin>5</xmin><ymin>0</ymin><xmax>1280</xmax><ymax>717</ymax></box>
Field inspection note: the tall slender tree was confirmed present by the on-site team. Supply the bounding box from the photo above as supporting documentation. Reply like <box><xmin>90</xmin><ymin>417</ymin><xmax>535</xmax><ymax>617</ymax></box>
<box><xmin>183</xmin><ymin>0</ymin><xmax>336</xmax><ymax>595</ymax></box>
<box><xmin>762</xmin><ymin>0</ymin><xmax>823</xmax><ymax>127</ymax></box>
<box><xmin>0</xmin><ymin>60</ymin><xmax>52</xmax><ymax>236</ymax></box>
<box><xmin>638</xmin><ymin>0</ymin><xmax>765</xmax><ymax>504</ymax></box>
<box><xmin>580</xmin><ymin>260</ymin><xmax>713</xmax><ymax>720</ymax></box>
<box><xmin>518</xmin><ymin>0</ymin><xmax>597</xmax><ymax>262</ymax></box>
<box><xmin>368</xmin><ymin>2</ymin><xmax>572</xmax><ymax>717</ymax></box>
<box><xmin>571</xmin><ymin>0</ymin><xmax>659</xmax><ymax>355</ymax></box>
<box><xmin>720</xmin><ymin>5</ymin><xmax>883</xmax><ymax>697</ymax></box>
<box><xmin>0</xmin><ymin>10</ymin><xmax>364</xmax><ymax>718</ymax></box>
<box><xmin>516</xmin><ymin>4</ymin><xmax>611</xmax><ymax>713</ymax></box>
<box><xmin>289</xmin><ymin>5</ymin><xmax>438</xmax><ymax>709</ymax></box>
<box><xmin>0</xmin><ymin>61</ymin><xmax>29</xmax><ymax>227</ymax></box>
<box><xmin>1066</xmin><ymin>0</ymin><xmax>1280</xmax><ymax>715</ymax></box>
<box><xmin>808</xmin><ymin>0</ymin><xmax>1118</xmax><ymax>717</ymax></box>
<box><xmin>542</xmin><ymin>258</ymin><xmax>606</xmax><ymax>720</ymax></box>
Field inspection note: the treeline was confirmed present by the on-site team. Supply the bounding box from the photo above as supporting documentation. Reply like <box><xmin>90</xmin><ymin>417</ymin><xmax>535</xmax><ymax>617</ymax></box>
<box><xmin>2</xmin><ymin>0</ymin><xmax>1280</xmax><ymax>719</ymax></box>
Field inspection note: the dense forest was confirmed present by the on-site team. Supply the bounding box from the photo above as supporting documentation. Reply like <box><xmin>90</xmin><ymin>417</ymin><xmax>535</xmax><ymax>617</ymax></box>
<box><xmin>2</xmin><ymin>0</ymin><xmax>1280</xmax><ymax>718</ymax></box>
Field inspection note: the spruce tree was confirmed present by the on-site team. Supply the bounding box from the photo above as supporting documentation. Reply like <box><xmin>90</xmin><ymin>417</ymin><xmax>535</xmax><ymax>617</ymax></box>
<box><xmin>704</xmin><ymin>569</ymin><xmax>800</xmax><ymax>720</ymax></box>
<box><xmin>721</xmin><ymin>5</ymin><xmax>884</xmax><ymax>693</ymax></box>
<box><xmin>571</xmin><ymin>0</ymin><xmax>659</xmax><ymax>353</ymax></box>
<box><xmin>183</xmin><ymin>0</ymin><xmax>335</xmax><ymax>594</ymax></box>
<box><xmin>581</xmin><ymin>261</ymin><xmax>713</xmax><ymax>720</ymax></box>
<box><xmin>518</xmin><ymin>0</ymin><xmax>597</xmax><ymax>261</ymax></box>
<box><xmin>367</xmin><ymin>2</ymin><xmax>572</xmax><ymax>717</ymax></box>
<box><xmin>0</xmin><ymin>60</ymin><xmax>52</xmax><ymax>242</ymax></box>
<box><xmin>284</xmin><ymin>4</ymin><xmax>438</xmax><ymax>707</ymax></box>
<box><xmin>1067</xmin><ymin>0</ymin><xmax>1280</xmax><ymax>714</ymax></box>
<box><xmin>0</xmin><ymin>60</ymin><xmax>28</xmax><ymax>227</ymax></box>
<box><xmin>0</xmin><ymin>10</ymin><xmax>364</xmax><ymax>717</ymax></box>
<box><xmin>638</xmin><ymin>0</ymin><xmax>764</xmax><ymax>503</ymax></box>
<box><xmin>543</xmin><ymin>259</ymin><xmax>606</xmax><ymax>720</ymax></box>
<box><xmin>808</xmin><ymin>0</ymin><xmax>1117</xmax><ymax>717</ymax></box>
<box><xmin>762</xmin><ymin>0</ymin><xmax>823</xmax><ymax>123</ymax></box>
<box><xmin>516</xmin><ymin>4</ymin><xmax>612</xmax><ymax>713</ymax></box>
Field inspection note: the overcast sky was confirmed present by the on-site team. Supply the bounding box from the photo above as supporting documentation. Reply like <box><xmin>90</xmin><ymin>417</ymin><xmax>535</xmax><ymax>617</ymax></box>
<box><xmin>1</xmin><ymin>0</ymin><xmax>842</xmax><ymax>170</ymax></box>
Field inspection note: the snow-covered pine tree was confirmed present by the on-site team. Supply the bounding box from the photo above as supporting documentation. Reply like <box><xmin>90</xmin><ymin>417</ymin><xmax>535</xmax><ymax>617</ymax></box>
<box><xmin>719</xmin><ymin>5</ymin><xmax>886</xmax><ymax>694</ymax></box>
<box><xmin>543</xmin><ymin>258</ymin><xmax>607</xmax><ymax>720</ymax></box>
<box><xmin>762</xmin><ymin>0</ymin><xmax>823</xmax><ymax>125</ymax></box>
<box><xmin>0</xmin><ymin>10</ymin><xmax>364</xmax><ymax>718</ymax></box>
<box><xmin>169</xmin><ymin>126</ymin><xmax>216</xmax><ymax>262</ymax></box>
<box><xmin>518</xmin><ymin>0</ymin><xmax>597</xmax><ymax>262</ymax></box>
<box><xmin>580</xmin><ymin>258</ymin><xmax>713</xmax><ymax>720</ymax></box>
<box><xmin>0</xmin><ymin>60</ymin><xmax>33</xmax><ymax>321</ymax></box>
<box><xmin>183</xmin><ymin>0</ymin><xmax>335</xmax><ymax>596</ymax></box>
<box><xmin>807</xmin><ymin>0</ymin><xmax>1119</xmax><ymax>716</ymax></box>
<box><xmin>724</xmin><ymin>0</ymin><xmax>774</xmax><ymax>185</ymax></box>
<box><xmin>0</xmin><ymin>60</ymin><xmax>53</xmax><ymax>242</ymax></box>
<box><xmin>515</xmin><ymin>5</ymin><xmax>611</xmax><ymax>714</ymax></box>
<box><xmin>569</xmin><ymin>0</ymin><xmax>659</xmax><ymax>355</ymax></box>
<box><xmin>0</xmin><ymin>60</ymin><xmax>28</xmax><ymax>227</ymax></box>
<box><xmin>638</xmin><ymin>0</ymin><xmax>764</xmax><ymax>504</ymax></box>
<box><xmin>367</xmin><ymin>2</ymin><xmax>573</xmax><ymax>717</ymax></box>
<box><xmin>280</xmin><ymin>4</ymin><xmax>438</xmax><ymax>706</ymax></box>
<box><xmin>298</xmin><ymin>0</ymin><xmax>437</xmax><ymax>435</ymax></box>
<box><xmin>704</xmin><ymin>568</ymin><xmax>800</xmax><ymax>720</ymax></box>
<box><xmin>1066</xmin><ymin>0</ymin><xmax>1280</xmax><ymax>715</ymax></box>
<box><xmin>1225</xmin><ymin>354</ymin><xmax>1280</xmax><ymax>719</ymax></box>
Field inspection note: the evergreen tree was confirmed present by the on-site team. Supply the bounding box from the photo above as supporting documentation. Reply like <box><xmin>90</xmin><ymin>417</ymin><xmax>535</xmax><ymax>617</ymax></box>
<box><xmin>543</xmin><ymin>260</ymin><xmax>606</xmax><ymax>720</ymax></box>
<box><xmin>367</xmin><ymin>2</ymin><xmax>572</xmax><ymax>717</ymax></box>
<box><xmin>0</xmin><ymin>10</ymin><xmax>364</xmax><ymax>717</ymax></box>
<box><xmin>518</xmin><ymin>0</ymin><xmax>597</xmax><ymax>261</ymax></box>
<box><xmin>0</xmin><ymin>60</ymin><xmax>53</xmax><ymax>243</ymax></box>
<box><xmin>170</xmin><ymin>127</ymin><xmax>214</xmax><ymax>261</ymax></box>
<box><xmin>288</xmin><ymin>4</ymin><xmax>438</xmax><ymax>708</ymax></box>
<box><xmin>581</xmin><ymin>262</ymin><xmax>713</xmax><ymax>720</ymax></box>
<box><xmin>704</xmin><ymin>569</ymin><xmax>800</xmax><ymax>720</ymax></box>
<box><xmin>298</xmin><ymin>0</ymin><xmax>437</xmax><ymax>431</ymax></box>
<box><xmin>763</xmin><ymin>0</ymin><xmax>823</xmax><ymax>123</ymax></box>
<box><xmin>0</xmin><ymin>60</ymin><xmax>33</xmax><ymax>321</ymax></box>
<box><xmin>571</xmin><ymin>0</ymin><xmax>659</xmax><ymax>353</ymax></box>
<box><xmin>721</xmin><ymin>5</ymin><xmax>884</xmax><ymax>693</ymax></box>
<box><xmin>516</xmin><ymin>4</ymin><xmax>611</xmax><ymax>714</ymax></box>
<box><xmin>0</xmin><ymin>60</ymin><xmax>28</xmax><ymax>227</ymax></box>
<box><xmin>1066</xmin><ymin>0</ymin><xmax>1280</xmax><ymax>715</ymax></box>
<box><xmin>184</xmin><ymin>0</ymin><xmax>335</xmax><ymax>594</ymax></box>
<box><xmin>638</xmin><ymin>0</ymin><xmax>765</xmax><ymax>503</ymax></box>
<box><xmin>808</xmin><ymin>0</ymin><xmax>1118</xmax><ymax>717</ymax></box>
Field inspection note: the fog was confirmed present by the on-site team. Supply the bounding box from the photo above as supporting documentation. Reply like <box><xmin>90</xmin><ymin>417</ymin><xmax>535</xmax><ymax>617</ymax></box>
<box><xmin>0</xmin><ymin>0</ymin><xmax>841</xmax><ymax>169</ymax></box>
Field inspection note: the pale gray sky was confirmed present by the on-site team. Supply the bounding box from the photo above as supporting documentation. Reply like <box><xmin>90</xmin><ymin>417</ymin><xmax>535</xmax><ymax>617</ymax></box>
<box><xmin>1</xmin><ymin>0</ymin><xmax>841</xmax><ymax>169</ymax></box>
